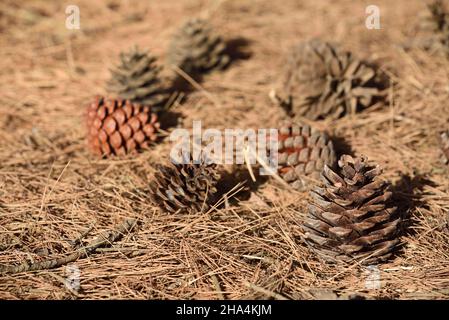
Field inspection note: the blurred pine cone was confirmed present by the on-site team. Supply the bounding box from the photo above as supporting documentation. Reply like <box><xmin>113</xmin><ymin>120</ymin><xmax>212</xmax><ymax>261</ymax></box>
<box><xmin>107</xmin><ymin>46</ymin><xmax>170</xmax><ymax>110</ymax></box>
<box><xmin>428</xmin><ymin>0</ymin><xmax>448</xmax><ymax>31</ymax></box>
<box><xmin>279</xmin><ymin>40</ymin><xmax>384</xmax><ymax>120</ymax></box>
<box><xmin>426</xmin><ymin>0</ymin><xmax>449</xmax><ymax>54</ymax></box>
<box><xmin>149</xmin><ymin>157</ymin><xmax>221</xmax><ymax>214</ymax></box>
<box><xmin>86</xmin><ymin>97</ymin><xmax>160</xmax><ymax>157</ymax></box>
<box><xmin>167</xmin><ymin>18</ymin><xmax>230</xmax><ymax>75</ymax></box>
<box><xmin>302</xmin><ymin>155</ymin><xmax>401</xmax><ymax>264</ymax></box>
<box><xmin>277</xmin><ymin>122</ymin><xmax>336</xmax><ymax>190</ymax></box>
<box><xmin>440</xmin><ymin>130</ymin><xmax>449</xmax><ymax>164</ymax></box>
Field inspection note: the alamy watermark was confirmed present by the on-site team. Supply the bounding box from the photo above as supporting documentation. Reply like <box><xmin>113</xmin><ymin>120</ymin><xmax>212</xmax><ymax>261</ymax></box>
<box><xmin>65</xmin><ymin>263</ymin><xmax>81</xmax><ymax>292</ymax></box>
<box><xmin>64</xmin><ymin>5</ymin><xmax>380</xmax><ymax>33</ymax></box>
<box><xmin>170</xmin><ymin>121</ymin><xmax>278</xmax><ymax>175</ymax></box>
<box><xmin>365</xmin><ymin>5</ymin><xmax>380</xmax><ymax>29</ymax></box>
<box><xmin>65</xmin><ymin>5</ymin><xmax>80</xmax><ymax>30</ymax></box>
<box><xmin>364</xmin><ymin>265</ymin><xmax>381</xmax><ymax>290</ymax></box>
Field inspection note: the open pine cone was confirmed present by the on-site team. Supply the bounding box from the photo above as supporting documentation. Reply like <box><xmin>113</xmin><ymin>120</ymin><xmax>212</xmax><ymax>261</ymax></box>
<box><xmin>427</xmin><ymin>0</ymin><xmax>448</xmax><ymax>30</ymax></box>
<box><xmin>440</xmin><ymin>130</ymin><xmax>449</xmax><ymax>164</ymax></box>
<box><xmin>278</xmin><ymin>40</ymin><xmax>384</xmax><ymax>120</ymax></box>
<box><xmin>426</xmin><ymin>0</ymin><xmax>449</xmax><ymax>55</ymax></box>
<box><xmin>149</xmin><ymin>157</ymin><xmax>221</xmax><ymax>214</ymax></box>
<box><xmin>86</xmin><ymin>96</ymin><xmax>160</xmax><ymax>157</ymax></box>
<box><xmin>401</xmin><ymin>1</ymin><xmax>449</xmax><ymax>54</ymax></box>
<box><xmin>277</xmin><ymin>122</ymin><xmax>336</xmax><ymax>190</ymax></box>
<box><xmin>167</xmin><ymin>18</ymin><xmax>230</xmax><ymax>75</ymax></box>
<box><xmin>107</xmin><ymin>46</ymin><xmax>170</xmax><ymax>110</ymax></box>
<box><xmin>302</xmin><ymin>154</ymin><xmax>401</xmax><ymax>264</ymax></box>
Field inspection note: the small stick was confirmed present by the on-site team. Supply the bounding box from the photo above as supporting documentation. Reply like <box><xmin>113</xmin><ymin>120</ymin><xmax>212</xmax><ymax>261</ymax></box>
<box><xmin>211</xmin><ymin>274</ymin><xmax>226</xmax><ymax>300</ymax></box>
<box><xmin>268</xmin><ymin>89</ymin><xmax>281</xmax><ymax>105</ymax></box>
<box><xmin>249</xmin><ymin>145</ymin><xmax>292</xmax><ymax>188</ymax></box>
<box><xmin>243</xmin><ymin>145</ymin><xmax>257</xmax><ymax>182</ymax></box>
<box><xmin>0</xmin><ymin>218</ymin><xmax>138</xmax><ymax>274</ymax></box>
<box><xmin>244</xmin><ymin>281</ymin><xmax>289</xmax><ymax>300</ymax></box>
<box><xmin>208</xmin><ymin>182</ymin><xmax>245</xmax><ymax>213</ymax></box>
<box><xmin>269</xmin><ymin>89</ymin><xmax>291</xmax><ymax>113</ymax></box>
<box><xmin>95</xmin><ymin>247</ymin><xmax>146</xmax><ymax>258</ymax></box>
<box><xmin>70</xmin><ymin>225</ymin><xmax>94</xmax><ymax>248</ymax></box>
<box><xmin>171</xmin><ymin>65</ymin><xmax>221</xmax><ymax>108</ymax></box>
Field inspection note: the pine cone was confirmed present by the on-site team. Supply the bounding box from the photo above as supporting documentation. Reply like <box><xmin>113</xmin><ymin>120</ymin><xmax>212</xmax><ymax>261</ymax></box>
<box><xmin>277</xmin><ymin>122</ymin><xmax>336</xmax><ymax>190</ymax></box>
<box><xmin>426</xmin><ymin>0</ymin><xmax>449</xmax><ymax>55</ymax></box>
<box><xmin>280</xmin><ymin>40</ymin><xmax>383</xmax><ymax>120</ymax></box>
<box><xmin>86</xmin><ymin>96</ymin><xmax>160</xmax><ymax>157</ymax></box>
<box><xmin>440</xmin><ymin>130</ymin><xmax>449</xmax><ymax>164</ymax></box>
<box><xmin>428</xmin><ymin>0</ymin><xmax>448</xmax><ymax>31</ymax></box>
<box><xmin>167</xmin><ymin>18</ymin><xmax>230</xmax><ymax>75</ymax></box>
<box><xmin>149</xmin><ymin>157</ymin><xmax>221</xmax><ymax>214</ymax></box>
<box><xmin>302</xmin><ymin>155</ymin><xmax>401</xmax><ymax>264</ymax></box>
<box><xmin>107</xmin><ymin>46</ymin><xmax>170</xmax><ymax>110</ymax></box>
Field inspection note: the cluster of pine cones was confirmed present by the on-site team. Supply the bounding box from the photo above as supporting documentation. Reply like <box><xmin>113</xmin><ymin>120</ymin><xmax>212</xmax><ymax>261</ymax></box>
<box><xmin>87</xmin><ymin>18</ymin><xmax>231</xmax><ymax>157</ymax></box>
<box><xmin>83</xmin><ymin>3</ymin><xmax>449</xmax><ymax>266</ymax></box>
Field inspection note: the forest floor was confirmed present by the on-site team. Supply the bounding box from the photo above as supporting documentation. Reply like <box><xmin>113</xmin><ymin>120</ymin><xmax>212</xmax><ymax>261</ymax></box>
<box><xmin>1</xmin><ymin>0</ymin><xmax>449</xmax><ymax>299</ymax></box>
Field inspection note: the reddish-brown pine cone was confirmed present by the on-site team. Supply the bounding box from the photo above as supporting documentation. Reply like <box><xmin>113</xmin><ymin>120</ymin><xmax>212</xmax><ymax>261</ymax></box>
<box><xmin>86</xmin><ymin>96</ymin><xmax>160</xmax><ymax>157</ymax></box>
<box><xmin>277</xmin><ymin>122</ymin><xmax>337</xmax><ymax>190</ymax></box>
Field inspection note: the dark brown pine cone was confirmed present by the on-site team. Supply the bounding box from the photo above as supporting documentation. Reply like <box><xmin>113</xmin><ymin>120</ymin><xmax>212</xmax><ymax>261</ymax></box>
<box><xmin>167</xmin><ymin>18</ymin><xmax>230</xmax><ymax>75</ymax></box>
<box><xmin>279</xmin><ymin>40</ymin><xmax>384</xmax><ymax>120</ymax></box>
<box><xmin>86</xmin><ymin>96</ymin><xmax>160</xmax><ymax>157</ymax></box>
<box><xmin>149</xmin><ymin>157</ymin><xmax>221</xmax><ymax>214</ymax></box>
<box><xmin>302</xmin><ymin>154</ymin><xmax>401</xmax><ymax>264</ymax></box>
<box><xmin>107</xmin><ymin>46</ymin><xmax>171</xmax><ymax>110</ymax></box>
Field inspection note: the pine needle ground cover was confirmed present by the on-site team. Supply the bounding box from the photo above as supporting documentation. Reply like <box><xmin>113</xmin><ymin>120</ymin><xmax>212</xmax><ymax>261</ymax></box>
<box><xmin>1</xmin><ymin>0</ymin><xmax>449</xmax><ymax>299</ymax></box>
